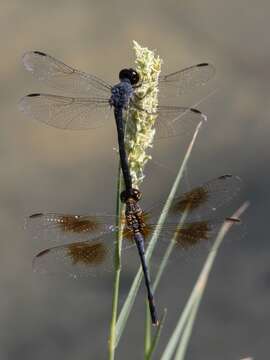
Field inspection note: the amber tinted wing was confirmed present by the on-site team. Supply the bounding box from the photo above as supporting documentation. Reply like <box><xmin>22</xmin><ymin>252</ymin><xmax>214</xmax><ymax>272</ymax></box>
<box><xmin>32</xmin><ymin>232</ymin><xmax>141</xmax><ymax>278</ymax></box>
<box><xmin>32</xmin><ymin>233</ymin><xmax>116</xmax><ymax>278</ymax></box>
<box><xmin>27</xmin><ymin>212</ymin><xmax>117</xmax><ymax>245</ymax></box>
<box><xmin>135</xmin><ymin>217</ymin><xmax>241</xmax><ymax>264</ymax></box>
<box><xmin>169</xmin><ymin>175</ymin><xmax>241</xmax><ymax>219</ymax></box>
<box><xmin>141</xmin><ymin>175</ymin><xmax>241</xmax><ymax>227</ymax></box>
<box><xmin>136</xmin><ymin>175</ymin><xmax>242</xmax><ymax>249</ymax></box>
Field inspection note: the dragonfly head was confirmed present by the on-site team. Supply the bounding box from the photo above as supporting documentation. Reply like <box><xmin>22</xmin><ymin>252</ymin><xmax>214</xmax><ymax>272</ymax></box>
<box><xmin>120</xmin><ymin>188</ymin><xmax>142</xmax><ymax>203</ymax></box>
<box><xmin>119</xmin><ymin>68</ymin><xmax>140</xmax><ymax>85</ymax></box>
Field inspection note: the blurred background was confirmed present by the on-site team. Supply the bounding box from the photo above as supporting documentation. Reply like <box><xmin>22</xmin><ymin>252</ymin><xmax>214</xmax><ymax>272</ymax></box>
<box><xmin>0</xmin><ymin>0</ymin><xmax>269</xmax><ymax>359</ymax></box>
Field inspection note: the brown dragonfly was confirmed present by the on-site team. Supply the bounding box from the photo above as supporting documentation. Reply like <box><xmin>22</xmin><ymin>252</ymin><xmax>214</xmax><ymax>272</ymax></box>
<box><xmin>28</xmin><ymin>174</ymin><xmax>241</xmax><ymax>280</ymax></box>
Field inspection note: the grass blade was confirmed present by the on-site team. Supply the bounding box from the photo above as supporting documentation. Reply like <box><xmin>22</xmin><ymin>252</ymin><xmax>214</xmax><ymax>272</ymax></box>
<box><xmin>160</xmin><ymin>201</ymin><xmax>250</xmax><ymax>360</ymax></box>
<box><xmin>108</xmin><ymin>165</ymin><xmax>125</xmax><ymax>360</ymax></box>
<box><xmin>146</xmin><ymin>309</ymin><xmax>168</xmax><ymax>360</ymax></box>
<box><xmin>144</xmin><ymin>304</ymin><xmax>152</xmax><ymax>357</ymax></box>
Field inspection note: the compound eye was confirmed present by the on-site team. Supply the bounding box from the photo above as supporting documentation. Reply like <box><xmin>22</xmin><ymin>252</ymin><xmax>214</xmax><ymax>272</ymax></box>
<box><xmin>119</xmin><ymin>69</ymin><xmax>130</xmax><ymax>81</ymax></box>
<box><xmin>132</xmin><ymin>189</ymin><xmax>142</xmax><ymax>201</ymax></box>
<box><xmin>130</xmin><ymin>69</ymin><xmax>140</xmax><ymax>85</ymax></box>
<box><xmin>119</xmin><ymin>68</ymin><xmax>139</xmax><ymax>85</ymax></box>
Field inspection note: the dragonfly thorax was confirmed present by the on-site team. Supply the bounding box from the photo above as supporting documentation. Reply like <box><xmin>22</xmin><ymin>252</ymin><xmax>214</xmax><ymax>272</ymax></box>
<box><xmin>120</xmin><ymin>188</ymin><xmax>142</xmax><ymax>203</ymax></box>
<box><xmin>125</xmin><ymin>198</ymin><xmax>144</xmax><ymax>233</ymax></box>
<box><xmin>110</xmin><ymin>81</ymin><xmax>134</xmax><ymax>109</ymax></box>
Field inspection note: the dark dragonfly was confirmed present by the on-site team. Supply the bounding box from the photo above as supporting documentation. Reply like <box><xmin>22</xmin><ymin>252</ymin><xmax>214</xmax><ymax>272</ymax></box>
<box><xmin>27</xmin><ymin>174</ymin><xmax>241</xmax><ymax>325</ymax></box>
<box><xmin>19</xmin><ymin>51</ymin><xmax>215</xmax><ymax>194</ymax></box>
<box><xmin>121</xmin><ymin>188</ymin><xmax>158</xmax><ymax>324</ymax></box>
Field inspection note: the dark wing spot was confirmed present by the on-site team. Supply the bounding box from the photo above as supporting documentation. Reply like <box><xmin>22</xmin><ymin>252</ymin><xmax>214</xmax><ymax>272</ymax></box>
<box><xmin>191</xmin><ymin>108</ymin><xmax>202</xmax><ymax>114</ymax></box>
<box><xmin>175</xmin><ymin>221</ymin><xmax>211</xmax><ymax>249</ymax></box>
<box><xmin>36</xmin><ymin>248</ymin><xmax>50</xmax><ymax>257</ymax></box>
<box><xmin>27</xmin><ymin>93</ymin><xmax>41</xmax><ymax>97</ymax></box>
<box><xmin>197</xmin><ymin>63</ymin><xmax>209</xmax><ymax>67</ymax></box>
<box><xmin>172</xmin><ymin>186</ymin><xmax>209</xmax><ymax>213</ymax></box>
<box><xmin>67</xmin><ymin>242</ymin><xmax>107</xmax><ymax>266</ymax></box>
<box><xmin>226</xmin><ymin>217</ymin><xmax>241</xmax><ymax>223</ymax></box>
<box><xmin>56</xmin><ymin>215</ymin><xmax>99</xmax><ymax>234</ymax></box>
<box><xmin>29</xmin><ymin>213</ymin><xmax>44</xmax><ymax>218</ymax></box>
<box><xmin>218</xmin><ymin>174</ymin><xmax>232</xmax><ymax>180</ymax></box>
<box><xmin>33</xmin><ymin>51</ymin><xmax>47</xmax><ymax>56</ymax></box>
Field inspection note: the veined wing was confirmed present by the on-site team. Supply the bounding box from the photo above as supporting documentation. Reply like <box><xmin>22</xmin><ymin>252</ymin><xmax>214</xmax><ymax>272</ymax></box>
<box><xmin>169</xmin><ymin>174</ymin><xmax>242</xmax><ymax>219</ymax></box>
<box><xmin>32</xmin><ymin>230</ymin><xmax>141</xmax><ymax>278</ymax></box>
<box><xmin>27</xmin><ymin>212</ymin><xmax>117</xmax><ymax>244</ymax></box>
<box><xmin>154</xmin><ymin>105</ymin><xmax>207</xmax><ymax>139</ymax></box>
<box><xmin>128</xmin><ymin>100</ymin><xmax>207</xmax><ymax>140</ymax></box>
<box><xmin>143</xmin><ymin>218</ymin><xmax>240</xmax><ymax>253</ymax></box>
<box><xmin>22</xmin><ymin>51</ymin><xmax>112</xmax><ymax>97</ymax></box>
<box><xmin>30</xmin><ymin>175</ymin><xmax>242</xmax><ymax>277</ymax></box>
<box><xmin>109</xmin><ymin>176</ymin><xmax>242</xmax><ymax>251</ymax></box>
<box><xmin>32</xmin><ymin>233</ymin><xmax>117</xmax><ymax>278</ymax></box>
<box><xmin>32</xmin><ymin>217</ymin><xmax>240</xmax><ymax>278</ymax></box>
<box><xmin>142</xmin><ymin>175</ymin><xmax>242</xmax><ymax>225</ymax></box>
<box><xmin>19</xmin><ymin>93</ymin><xmax>110</xmax><ymax>129</ymax></box>
<box><xmin>159</xmin><ymin>63</ymin><xmax>215</xmax><ymax>99</ymax></box>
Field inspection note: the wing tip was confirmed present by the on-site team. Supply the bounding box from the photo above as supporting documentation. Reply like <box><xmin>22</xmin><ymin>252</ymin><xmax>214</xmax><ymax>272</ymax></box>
<box><xmin>22</xmin><ymin>50</ymin><xmax>47</xmax><ymax>72</ymax></box>
<box><xmin>26</xmin><ymin>93</ymin><xmax>41</xmax><ymax>97</ymax></box>
<box><xmin>218</xmin><ymin>174</ymin><xmax>242</xmax><ymax>183</ymax></box>
<box><xmin>218</xmin><ymin>174</ymin><xmax>233</xmax><ymax>180</ymax></box>
<box><xmin>190</xmin><ymin>108</ymin><xmax>207</xmax><ymax>122</ymax></box>
<box><xmin>33</xmin><ymin>51</ymin><xmax>47</xmax><ymax>56</ymax></box>
<box><xmin>225</xmin><ymin>217</ymin><xmax>241</xmax><ymax>223</ymax></box>
<box><xmin>18</xmin><ymin>94</ymin><xmax>41</xmax><ymax>113</ymax></box>
<box><xmin>36</xmin><ymin>248</ymin><xmax>51</xmax><ymax>258</ymax></box>
<box><xmin>197</xmin><ymin>62</ymin><xmax>209</xmax><ymax>67</ymax></box>
<box><xmin>29</xmin><ymin>213</ymin><xmax>44</xmax><ymax>219</ymax></box>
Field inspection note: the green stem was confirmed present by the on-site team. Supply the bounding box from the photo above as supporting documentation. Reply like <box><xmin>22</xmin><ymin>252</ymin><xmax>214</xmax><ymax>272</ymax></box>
<box><xmin>108</xmin><ymin>164</ymin><xmax>125</xmax><ymax>360</ymax></box>
<box><xmin>146</xmin><ymin>309</ymin><xmax>168</xmax><ymax>360</ymax></box>
<box><xmin>144</xmin><ymin>302</ymin><xmax>152</xmax><ymax>358</ymax></box>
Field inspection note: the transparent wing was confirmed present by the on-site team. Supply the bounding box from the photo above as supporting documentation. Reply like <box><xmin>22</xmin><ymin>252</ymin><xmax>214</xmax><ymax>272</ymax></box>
<box><xmin>19</xmin><ymin>93</ymin><xmax>111</xmax><ymax>129</ymax></box>
<box><xmin>32</xmin><ymin>234</ymin><xmax>116</xmax><ymax>278</ymax></box>
<box><xmin>122</xmin><ymin>216</ymin><xmax>240</xmax><ymax>265</ymax></box>
<box><xmin>32</xmin><ymin>232</ymin><xmax>141</xmax><ymax>278</ymax></box>
<box><xmin>30</xmin><ymin>175</ymin><xmax>242</xmax><ymax>277</ymax></box>
<box><xmin>31</xmin><ymin>215</ymin><xmax>241</xmax><ymax>278</ymax></box>
<box><xmin>26</xmin><ymin>212</ymin><xmax>117</xmax><ymax>245</ymax></box>
<box><xmin>154</xmin><ymin>105</ymin><xmax>206</xmax><ymax>139</ymax></box>
<box><xmin>147</xmin><ymin>217</ymin><xmax>241</xmax><ymax>264</ymax></box>
<box><xmin>149</xmin><ymin>219</ymin><xmax>226</xmax><ymax>249</ymax></box>
<box><xmin>159</xmin><ymin>63</ymin><xmax>215</xmax><ymax>99</ymax></box>
<box><xmin>143</xmin><ymin>175</ymin><xmax>242</xmax><ymax>225</ymax></box>
<box><xmin>22</xmin><ymin>51</ymin><xmax>112</xmax><ymax>97</ymax></box>
<box><xmin>128</xmin><ymin>100</ymin><xmax>206</xmax><ymax>140</ymax></box>
<box><xmin>169</xmin><ymin>174</ymin><xmax>242</xmax><ymax>220</ymax></box>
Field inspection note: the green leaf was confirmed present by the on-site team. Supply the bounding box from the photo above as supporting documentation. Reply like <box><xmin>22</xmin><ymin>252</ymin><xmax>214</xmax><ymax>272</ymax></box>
<box><xmin>160</xmin><ymin>202</ymin><xmax>250</xmax><ymax>360</ymax></box>
<box><xmin>146</xmin><ymin>309</ymin><xmax>168</xmax><ymax>360</ymax></box>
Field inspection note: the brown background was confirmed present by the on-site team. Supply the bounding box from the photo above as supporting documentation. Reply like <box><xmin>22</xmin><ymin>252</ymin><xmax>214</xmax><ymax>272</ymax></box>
<box><xmin>0</xmin><ymin>0</ymin><xmax>269</xmax><ymax>359</ymax></box>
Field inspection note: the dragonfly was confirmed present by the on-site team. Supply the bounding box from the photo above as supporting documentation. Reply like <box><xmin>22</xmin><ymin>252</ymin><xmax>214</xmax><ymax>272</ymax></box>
<box><xmin>27</xmin><ymin>174</ymin><xmax>241</xmax><ymax>325</ymax></box>
<box><xmin>19</xmin><ymin>51</ymin><xmax>215</xmax><ymax>195</ymax></box>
